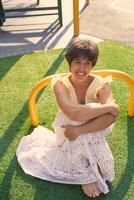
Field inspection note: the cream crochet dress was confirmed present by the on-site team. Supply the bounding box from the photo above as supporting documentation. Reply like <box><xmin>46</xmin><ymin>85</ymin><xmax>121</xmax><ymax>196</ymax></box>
<box><xmin>16</xmin><ymin>74</ymin><xmax>115</xmax><ymax>194</ymax></box>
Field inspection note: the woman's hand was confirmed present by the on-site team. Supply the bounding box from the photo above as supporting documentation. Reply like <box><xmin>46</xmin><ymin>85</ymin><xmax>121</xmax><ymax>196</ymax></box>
<box><xmin>61</xmin><ymin>125</ymin><xmax>80</xmax><ymax>141</ymax></box>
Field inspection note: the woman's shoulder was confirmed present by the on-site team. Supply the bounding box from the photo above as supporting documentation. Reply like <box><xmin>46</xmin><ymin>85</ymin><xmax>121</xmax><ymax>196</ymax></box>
<box><xmin>86</xmin><ymin>74</ymin><xmax>113</xmax><ymax>103</ymax></box>
<box><xmin>51</xmin><ymin>74</ymin><xmax>70</xmax><ymax>91</ymax></box>
<box><xmin>90</xmin><ymin>74</ymin><xmax>113</xmax><ymax>85</ymax></box>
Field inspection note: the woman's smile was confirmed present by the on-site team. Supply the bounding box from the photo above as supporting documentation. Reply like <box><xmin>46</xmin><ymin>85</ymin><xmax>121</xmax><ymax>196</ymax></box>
<box><xmin>75</xmin><ymin>72</ymin><xmax>87</xmax><ymax>79</ymax></box>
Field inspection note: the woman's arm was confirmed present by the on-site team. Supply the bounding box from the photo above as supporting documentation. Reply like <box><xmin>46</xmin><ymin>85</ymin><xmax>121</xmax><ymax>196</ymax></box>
<box><xmin>54</xmin><ymin>81</ymin><xmax>119</xmax><ymax>121</ymax></box>
<box><xmin>98</xmin><ymin>83</ymin><xmax>114</xmax><ymax>104</ymax></box>
<box><xmin>98</xmin><ymin>83</ymin><xmax>120</xmax><ymax>117</ymax></box>
<box><xmin>62</xmin><ymin>83</ymin><xmax>120</xmax><ymax>141</ymax></box>
<box><xmin>62</xmin><ymin>113</ymin><xmax>115</xmax><ymax>141</ymax></box>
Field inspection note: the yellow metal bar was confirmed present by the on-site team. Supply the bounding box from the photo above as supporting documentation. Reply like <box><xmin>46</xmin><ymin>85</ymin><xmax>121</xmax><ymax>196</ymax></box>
<box><xmin>28</xmin><ymin>75</ymin><xmax>54</xmax><ymax>126</ymax></box>
<box><xmin>73</xmin><ymin>0</ymin><xmax>79</xmax><ymax>36</ymax></box>
<box><xmin>28</xmin><ymin>70</ymin><xmax>134</xmax><ymax>126</ymax></box>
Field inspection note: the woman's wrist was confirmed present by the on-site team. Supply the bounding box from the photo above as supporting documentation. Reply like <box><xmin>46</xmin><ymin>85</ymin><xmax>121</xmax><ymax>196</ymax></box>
<box><xmin>74</xmin><ymin>125</ymin><xmax>84</xmax><ymax>136</ymax></box>
<box><xmin>73</xmin><ymin>126</ymin><xmax>81</xmax><ymax>137</ymax></box>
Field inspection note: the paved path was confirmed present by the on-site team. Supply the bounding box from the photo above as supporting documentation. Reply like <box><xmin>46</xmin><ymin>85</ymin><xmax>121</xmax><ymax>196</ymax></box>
<box><xmin>80</xmin><ymin>0</ymin><xmax>134</xmax><ymax>47</ymax></box>
<box><xmin>1</xmin><ymin>0</ymin><xmax>97</xmax><ymax>58</ymax></box>
<box><xmin>0</xmin><ymin>0</ymin><xmax>77</xmax><ymax>58</ymax></box>
<box><xmin>0</xmin><ymin>0</ymin><xmax>134</xmax><ymax>58</ymax></box>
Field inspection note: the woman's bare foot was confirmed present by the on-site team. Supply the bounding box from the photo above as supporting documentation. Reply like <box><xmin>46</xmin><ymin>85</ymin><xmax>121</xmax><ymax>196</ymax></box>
<box><xmin>82</xmin><ymin>182</ymin><xmax>101</xmax><ymax>198</ymax></box>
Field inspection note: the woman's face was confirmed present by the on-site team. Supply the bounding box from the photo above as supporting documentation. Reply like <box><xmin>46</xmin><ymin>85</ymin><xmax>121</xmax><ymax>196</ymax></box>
<box><xmin>70</xmin><ymin>57</ymin><xmax>92</xmax><ymax>81</ymax></box>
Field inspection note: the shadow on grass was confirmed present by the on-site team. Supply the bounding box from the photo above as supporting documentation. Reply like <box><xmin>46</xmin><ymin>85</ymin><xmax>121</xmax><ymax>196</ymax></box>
<box><xmin>98</xmin><ymin>116</ymin><xmax>134</xmax><ymax>200</ymax></box>
<box><xmin>1</xmin><ymin>48</ymin><xmax>133</xmax><ymax>199</ymax></box>
<box><xmin>29</xmin><ymin>116</ymin><xmax>134</xmax><ymax>200</ymax></box>
<box><xmin>0</xmin><ymin>18</ymin><xmax>61</xmax><ymax>81</ymax></box>
<box><xmin>0</xmin><ymin>49</ymin><xmax>65</xmax><ymax>162</ymax></box>
<box><xmin>0</xmin><ymin>55</ymin><xmax>22</xmax><ymax>80</ymax></box>
<box><xmin>0</xmin><ymin>18</ymin><xmax>62</xmax><ymax>58</ymax></box>
<box><xmin>1</xmin><ymin>116</ymin><xmax>134</xmax><ymax>200</ymax></box>
<box><xmin>109</xmin><ymin>116</ymin><xmax>134</xmax><ymax>199</ymax></box>
<box><xmin>0</xmin><ymin>49</ymin><xmax>65</xmax><ymax>200</ymax></box>
<box><xmin>0</xmin><ymin>153</ymin><xmax>84</xmax><ymax>200</ymax></box>
<box><xmin>0</xmin><ymin>127</ymin><xmax>32</xmax><ymax>200</ymax></box>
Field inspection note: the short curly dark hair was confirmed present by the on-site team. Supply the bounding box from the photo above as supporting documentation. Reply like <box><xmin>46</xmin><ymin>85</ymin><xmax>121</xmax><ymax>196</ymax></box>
<box><xmin>64</xmin><ymin>37</ymin><xmax>99</xmax><ymax>67</ymax></box>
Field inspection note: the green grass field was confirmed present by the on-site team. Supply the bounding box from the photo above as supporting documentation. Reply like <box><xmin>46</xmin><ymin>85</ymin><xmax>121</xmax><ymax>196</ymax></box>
<box><xmin>0</xmin><ymin>41</ymin><xmax>134</xmax><ymax>200</ymax></box>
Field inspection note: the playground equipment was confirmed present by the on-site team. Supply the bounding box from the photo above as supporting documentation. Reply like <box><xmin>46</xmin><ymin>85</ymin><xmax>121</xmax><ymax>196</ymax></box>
<box><xmin>73</xmin><ymin>0</ymin><xmax>90</xmax><ymax>36</ymax></box>
<box><xmin>0</xmin><ymin>0</ymin><xmax>62</xmax><ymax>27</ymax></box>
<box><xmin>28</xmin><ymin>70</ymin><xmax>134</xmax><ymax>126</ymax></box>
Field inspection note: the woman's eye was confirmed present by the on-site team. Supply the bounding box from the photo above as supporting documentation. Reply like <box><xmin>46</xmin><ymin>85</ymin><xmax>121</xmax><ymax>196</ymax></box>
<box><xmin>73</xmin><ymin>60</ymin><xmax>91</xmax><ymax>65</ymax></box>
<box><xmin>85</xmin><ymin>61</ymin><xmax>91</xmax><ymax>65</ymax></box>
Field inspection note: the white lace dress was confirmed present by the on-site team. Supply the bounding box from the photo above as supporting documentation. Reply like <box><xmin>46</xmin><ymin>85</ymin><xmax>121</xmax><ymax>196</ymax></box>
<box><xmin>16</xmin><ymin>74</ymin><xmax>114</xmax><ymax>194</ymax></box>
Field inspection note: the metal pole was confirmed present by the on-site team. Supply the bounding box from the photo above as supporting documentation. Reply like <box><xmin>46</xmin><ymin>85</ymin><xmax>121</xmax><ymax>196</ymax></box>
<box><xmin>37</xmin><ymin>0</ymin><xmax>40</xmax><ymax>6</ymax></box>
<box><xmin>73</xmin><ymin>0</ymin><xmax>79</xmax><ymax>36</ymax></box>
<box><xmin>57</xmin><ymin>0</ymin><xmax>62</xmax><ymax>26</ymax></box>
<box><xmin>0</xmin><ymin>0</ymin><xmax>6</xmax><ymax>26</ymax></box>
<box><xmin>86</xmin><ymin>0</ymin><xmax>90</xmax><ymax>5</ymax></box>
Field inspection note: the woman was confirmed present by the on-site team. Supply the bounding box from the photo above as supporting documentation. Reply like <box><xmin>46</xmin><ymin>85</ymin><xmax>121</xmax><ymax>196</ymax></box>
<box><xmin>16</xmin><ymin>37</ymin><xmax>119</xmax><ymax>198</ymax></box>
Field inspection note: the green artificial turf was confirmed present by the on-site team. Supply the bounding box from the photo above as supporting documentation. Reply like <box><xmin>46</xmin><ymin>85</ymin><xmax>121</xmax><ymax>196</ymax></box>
<box><xmin>0</xmin><ymin>41</ymin><xmax>134</xmax><ymax>200</ymax></box>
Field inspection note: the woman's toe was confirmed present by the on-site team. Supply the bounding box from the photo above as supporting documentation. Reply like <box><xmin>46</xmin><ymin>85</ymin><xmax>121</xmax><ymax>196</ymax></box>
<box><xmin>89</xmin><ymin>192</ymin><xmax>93</xmax><ymax>198</ymax></box>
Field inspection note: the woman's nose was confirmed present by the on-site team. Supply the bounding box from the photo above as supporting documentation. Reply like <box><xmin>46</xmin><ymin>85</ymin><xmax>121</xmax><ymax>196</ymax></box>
<box><xmin>79</xmin><ymin>62</ymin><xmax>86</xmax><ymax>69</ymax></box>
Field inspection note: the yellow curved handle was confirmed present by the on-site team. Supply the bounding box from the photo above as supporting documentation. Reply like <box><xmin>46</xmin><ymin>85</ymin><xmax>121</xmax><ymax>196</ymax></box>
<box><xmin>28</xmin><ymin>75</ymin><xmax>54</xmax><ymax>126</ymax></box>
<box><xmin>28</xmin><ymin>70</ymin><xmax>134</xmax><ymax>126</ymax></box>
